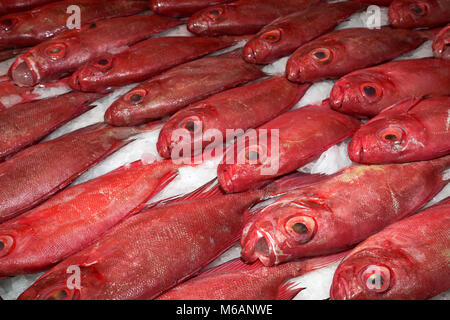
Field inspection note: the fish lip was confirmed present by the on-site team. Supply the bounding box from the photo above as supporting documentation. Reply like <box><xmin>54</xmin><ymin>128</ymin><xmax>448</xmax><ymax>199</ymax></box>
<box><xmin>69</xmin><ymin>72</ymin><xmax>82</xmax><ymax>91</ymax></box>
<box><xmin>242</xmin><ymin>45</ymin><xmax>258</xmax><ymax>64</ymax></box>
<box><xmin>241</xmin><ymin>230</ymin><xmax>276</xmax><ymax>267</ymax></box>
<box><xmin>187</xmin><ymin>19</ymin><xmax>209</xmax><ymax>35</ymax></box>
<box><xmin>217</xmin><ymin>164</ymin><xmax>236</xmax><ymax>193</ymax></box>
<box><xmin>286</xmin><ymin>59</ymin><xmax>301</xmax><ymax>82</ymax></box>
<box><xmin>156</xmin><ymin>133</ymin><xmax>173</xmax><ymax>159</ymax></box>
<box><xmin>10</xmin><ymin>56</ymin><xmax>39</xmax><ymax>87</ymax></box>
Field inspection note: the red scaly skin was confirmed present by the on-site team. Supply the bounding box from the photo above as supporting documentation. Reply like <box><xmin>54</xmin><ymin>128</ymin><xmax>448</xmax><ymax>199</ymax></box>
<box><xmin>187</xmin><ymin>0</ymin><xmax>322</xmax><ymax>36</ymax></box>
<box><xmin>0</xmin><ymin>123</ymin><xmax>156</xmax><ymax>223</ymax></box>
<box><xmin>156</xmin><ymin>76</ymin><xmax>311</xmax><ymax>159</ymax></box>
<box><xmin>0</xmin><ymin>76</ymin><xmax>70</xmax><ymax>110</ymax></box>
<box><xmin>389</xmin><ymin>0</ymin><xmax>450</xmax><ymax>28</ymax></box>
<box><xmin>217</xmin><ymin>101</ymin><xmax>361</xmax><ymax>193</ymax></box>
<box><xmin>0</xmin><ymin>91</ymin><xmax>103</xmax><ymax>161</ymax></box>
<box><xmin>433</xmin><ymin>23</ymin><xmax>450</xmax><ymax>59</ymax></box>
<box><xmin>331</xmin><ymin>197</ymin><xmax>450</xmax><ymax>300</ymax></box>
<box><xmin>241</xmin><ymin>156</ymin><xmax>450</xmax><ymax>266</ymax></box>
<box><xmin>69</xmin><ymin>36</ymin><xmax>245</xmax><ymax>93</ymax></box>
<box><xmin>330</xmin><ymin>58</ymin><xmax>450</xmax><ymax>118</ymax></box>
<box><xmin>349</xmin><ymin>96</ymin><xmax>450</xmax><ymax>164</ymax></box>
<box><xmin>243</xmin><ymin>1</ymin><xmax>367</xmax><ymax>65</ymax></box>
<box><xmin>353</xmin><ymin>0</ymin><xmax>393</xmax><ymax>4</ymax></box>
<box><xmin>0</xmin><ymin>47</ymin><xmax>27</xmax><ymax>62</ymax></box>
<box><xmin>157</xmin><ymin>252</ymin><xmax>346</xmax><ymax>300</ymax></box>
<box><xmin>0</xmin><ymin>0</ymin><xmax>60</xmax><ymax>16</ymax></box>
<box><xmin>0</xmin><ymin>160</ymin><xmax>182</xmax><ymax>276</ymax></box>
<box><xmin>150</xmin><ymin>0</ymin><xmax>235</xmax><ymax>17</ymax></box>
<box><xmin>8</xmin><ymin>14</ymin><xmax>182</xmax><ymax>87</ymax></box>
<box><xmin>104</xmin><ymin>50</ymin><xmax>266</xmax><ymax>127</ymax></box>
<box><xmin>286</xmin><ymin>27</ymin><xmax>432</xmax><ymax>83</ymax></box>
<box><xmin>17</xmin><ymin>182</ymin><xmax>295</xmax><ymax>300</ymax></box>
<box><xmin>0</xmin><ymin>0</ymin><xmax>148</xmax><ymax>50</ymax></box>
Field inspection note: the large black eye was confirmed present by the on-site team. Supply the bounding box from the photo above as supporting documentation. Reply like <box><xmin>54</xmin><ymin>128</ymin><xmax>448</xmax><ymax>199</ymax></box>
<box><xmin>124</xmin><ymin>89</ymin><xmax>147</xmax><ymax>104</ymax></box>
<box><xmin>207</xmin><ymin>8</ymin><xmax>223</xmax><ymax>19</ymax></box>
<box><xmin>363</xmin><ymin>86</ymin><xmax>377</xmax><ymax>97</ymax></box>
<box><xmin>379</xmin><ymin>127</ymin><xmax>404</xmax><ymax>143</ymax></box>
<box><xmin>0</xmin><ymin>235</ymin><xmax>14</xmax><ymax>258</ymax></box>
<box><xmin>1</xmin><ymin>19</ymin><xmax>13</xmax><ymax>27</ymax></box>
<box><xmin>0</xmin><ymin>241</ymin><xmax>4</xmax><ymax>251</ymax></box>
<box><xmin>97</xmin><ymin>59</ymin><xmax>109</xmax><ymax>66</ymax></box>
<box><xmin>361</xmin><ymin>265</ymin><xmax>391</xmax><ymax>292</ymax></box>
<box><xmin>311</xmin><ymin>48</ymin><xmax>332</xmax><ymax>63</ymax></box>
<box><xmin>314</xmin><ymin>51</ymin><xmax>326</xmax><ymax>59</ymax></box>
<box><xmin>412</xmin><ymin>6</ymin><xmax>422</xmax><ymax>13</ymax></box>
<box><xmin>292</xmin><ymin>223</ymin><xmax>308</xmax><ymax>235</ymax></box>
<box><xmin>95</xmin><ymin>58</ymin><xmax>113</xmax><ymax>71</ymax></box>
<box><xmin>245</xmin><ymin>150</ymin><xmax>260</xmax><ymax>162</ymax></box>
<box><xmin>184</xmin><ymin>121</ymin><xmax>197</xmax><ymax>132</ymax></box>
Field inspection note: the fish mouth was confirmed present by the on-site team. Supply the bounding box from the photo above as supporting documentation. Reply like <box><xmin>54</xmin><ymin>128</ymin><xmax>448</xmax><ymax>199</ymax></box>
<box><xmin>242</xmin><ymin>45</ymin><xmax>258</xmax><ymax>64</ymax></box>
<box><xmin>330</xmin><ymin>83</ymin><xmax>346</xmax><ymax>110</ymax></box>
<box><xmin>241</xmin><ymin>230</ymin><xmax>277</xmax><ymax>267</ymax></box>
<box><xmin>10</xmin><ymin>58</ymin><xmax>38</xmax><ymax>87</ymax></box>
<box><xmin>156</xmin><ymin>133</ymin><xmax>173</xmax><ymax>159</ymax></box>
<box><xmin>217</xmin><ymin>164</ymin><xmax>236</xmax><ymax>193</ymax></box>
<box><xmin>187</xmin><ymin>19</ymin><xmax>209</xmax><ymax>35</ymax></box>
<box><xmin>286</xmin><ymin>59</ymin><xmax>301</xmax><ymax>82</ymax></box>
<box><xmin>69</xmin><ymin>72</ymin><xmax>82</xmax><ymax>91</ymax></box>
<box><xmin>348</xmin><ymin>139</ymin><xmax>365</xmax><ymax>163</ymax></box>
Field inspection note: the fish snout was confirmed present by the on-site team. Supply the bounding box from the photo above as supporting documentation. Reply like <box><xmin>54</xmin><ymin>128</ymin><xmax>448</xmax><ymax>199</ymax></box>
<box><xmin>69</xmin><ymin>72</ymin><xmax>82</xmax><ymax>91</ymax></box>
<box><xmin>241</xmin><ymin>227</ymin><xmax>276</xmax><ymax>266</ymax></box>
<box><xmin>156</xmin><ymin>133</ymin><xmax>174</xmax><ymax>159</ymax></box>
<box><xmin>285</xmin><ymin>58</ymin><xmax>302</xmax><ymax>83</ymax></box>
<box><xmin>217</xmin><ymin>164</ymin><xmax>236</xmax><ymax>193</ymax></box>
<box><xmin>242</xmin><ymin>44</ymin><xmax>258</xmax><ymax>64</ymax></box>
<box><xmin>10</xmin><ymin>59</ymin><xmax>38</xmax><ymax>87</ymax></box>
<box><xmin>348</xmin><ymin>137</ymin><xmax>365</xmax><ymax>163</ymax></box>
<box><xmin>187</xmin><ymin>17</ymin><xmax>209</xmax><ymax>35</ymax></box>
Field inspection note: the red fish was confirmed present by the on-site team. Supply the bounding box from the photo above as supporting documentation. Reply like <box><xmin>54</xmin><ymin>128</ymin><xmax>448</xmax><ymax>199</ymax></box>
<box><xmin>150</xmin><ymin>0</ymin><xmax>235</xmax><ymax>17</ymax></box>
<box><xmin>0</xmin><ymin>91</ymin><xmax>102</xmax><ymax>161</ymax></box>
<box><xmin>69</xmin><ymin>36</ymin><xmax>245</xmax><ymax>93</ymax></box>
<box><xmin>389</xmin><ymin>0</ymin><xmax>450</xmax><ymax>28</ymax></box>
<box><xmin>330</xmin><ymin>197</ymin><xmax>450</xmax><ymax>300</ymax></box>
<box><xmin>0</xmin><ymin>76</ymin><xmax>70</xmax><ymax>110</ymax></box>
<box><xmin>349</xmin><ymin>96</ymin><xmax>450</xmax><ymax>164</ymax></box>
<box><xmin>9</xmin><ymin>14</ymin><xmax>182</xmax><ymax>87</ymax></box>
<box><xmin>217</xmin><ymin>100</ymin><xmax>361</xmax><ymax>193</ymax></box>
<box><xmin>158</xmin><ymin>252</ymin><xmax>346</xmax><ymax>300</ymax></box>
<box><xmin>286</xmin><ymin>27</ymin><xmax>432</xmax><ymax>83</ymax></box>
<box><xmin>0</xmin><ymin>122</ymin><xmax>158</xmax><ymax>223</ymax></box>
<box><xmin>0</xmin><ymin>0</ymin><xmax>148</xmax><ymax>50</ymax></box>
<box><xmin>0</xmin><ymin>0</ymin><xmax>60</xmax><ymax>16</ymax></box>
<box><xmin>433</xmin><ymin>23</ymin><xmax>450</xmax><ymax>59</ymax></box>
<box><xmin>330</xmin><ymin>58</ymin><xmax>450</xmax><ymax>118</ymax></box>
<box><xmin>104</xmin><ymin>50</ymin><xmax>266</xmax><ymax>127</ymax></box>
<box><xmin>156</xmin><ymin>76</ymin><xmax>310</xmax><ymax>159</ymax></box>
<box><xmin>0</xmin><ymin>47</ymin><xmax>26</xmax><ymax>62</ymax></box>
<box><xmin>353</xmin><ymin>0</ymin><xmax>393</xmax><ymax>4</ymax></box>
<box><xmin>187</xmin><ymin>0</ymin><xmax>321</xmax><ymax>36</ymax></box>
<box><xmin>17</xmin><ymin>174</ymin><xmax>310</xmax><ymax>300</ymax></box>
<box><xmin>243</xmin><ymin>1</ymin><xmax>367</xmax><ymax>64</ymax></box>
<box><xmin>240</xmin><ymin>155</ymin><xmax>450</xmax><ymax>266</ymax></box>
<box><xmin>0</xmin><ymin>159</ymin><xmax>182</xmax><ymax>276</ymax></box>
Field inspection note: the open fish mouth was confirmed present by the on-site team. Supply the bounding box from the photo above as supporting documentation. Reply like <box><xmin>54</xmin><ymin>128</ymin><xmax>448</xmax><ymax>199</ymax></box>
<box><xmin>241</xmin><ymin>230</ymin><xmax>277</xmax><ymax>266</ymax></box>
<box><xmin>10</xmin><ymin>57</ymin><xmax>39</xmax><ymax>87</ymax></box>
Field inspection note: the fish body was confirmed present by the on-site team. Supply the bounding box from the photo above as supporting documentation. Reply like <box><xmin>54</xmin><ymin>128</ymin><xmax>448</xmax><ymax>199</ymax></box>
<box><xmin>9</xmin><ymin>14</ymin><xmax>182</xmax><ymax>87</ymax></box>
<box><xmin>158</xmin><ymin>253</ymin><xmax>345</xmax><ymax>300</ymax></box>
<box><xmin>0</xmin><ymin>0</ymin><xmax>148</xmax><ymax>50</ymax></box>
<box><xmin>243</xmin><ymin>1</ymin><xmax>367</xmax><ymax>64</ymax></box>
<box><xmin>286</xmin><ymin>27</ymin><xmax>431</xmax><ymax>83</ymax></box>
<box><xmin>0</xmin><ymin>47</ymin><xmax>26</xmax><ymax>62</ymax></box>
<box><xmin>69</xmin><ymin>36</ymin><xmax>244</xmax><ymax>93</ymax></box>
<box><xmin>0</xmin><ymin>0</ymin><xmax>59</xmax><ymax>16</ymax></box>
<box><xmin>0</xmin><ymin>160</ymin><xmax>180</xmax><ymax>276</ymax></box>
<box><xmin>349</xmin><ymin>96</ymin><xmax>450</xmax><ymax>164</ymax></box>
<box><xmin>240</xmin><ymin>156</ymin><xmax>450</xmax><ymax>266</ymax></box>
<box><xmin>330</xmin><ymin>58</ymin><xmax>450</xmax><ymax>118</ymax></box>
<box><xmin>389</xmin><ymin>0</ymin><xmax>450</xmax><ymax>28</ymax></box>
<box><xmin>0</xmin><ymin>91</ymin><xmax>102</xmax><ymax>161</ymax></box>
<box><xmin>217</xmin><ymin>101</ymin><xmax>361</xmax><ymax>193</ymax></box>
<box><xmin>0</xmin><ymin>123</ymin><xmax>153</xmax><ymax>223</ymax></box>
<box><xmin>330</xmin><ymin>197</ymin><xmax>450</xmax><ymax>300</ymax></box>
<box><xmin>187</xmin><ymin>0</ymin><xmax>321</xmax><ymax>36</ymax></box>
<box><xmin>433</xmin><ymin>23</ymin><xmax>450</xmax><ymax>59</ymax></box>
<box><xmin>104</xmin><ymin>50</ymin><xmax>266</xmax><ymax>127</ymax></box>
<box><xmin>156</xmin><ymin>76</ymin><xmax>310</xmax><ymax>159</ymax></box>
<box><xmin>150</xmin><ymin>0</ymin><xmax>234</xmax><ymax>17</ymax></box>
<box><xmin>354</xmin><ymin>0</ymin><xmax>393</xmax><ymax>4</ymax></box>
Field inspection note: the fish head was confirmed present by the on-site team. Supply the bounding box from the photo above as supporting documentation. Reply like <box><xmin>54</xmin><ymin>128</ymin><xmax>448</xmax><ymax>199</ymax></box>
<box><xmin>218</xmin><ymin>132</ymin><xmax>274</xmax><ymax>192</ymax></box>
<box><xmin>69</xmin><ymin>56</ymin><xmax>115</xmax><ymax>92</ymax></box>
<box><xmin>331</xmin><ymin>247</ymin><xmax>414</xmax><ymax>300</ymax></box>
<box><xmin>432</xmin><ymin>25</ymin><xmax>450</xmax><ymax>60</ymax></box>
<box><xmin>243</xmin><ymin>28</ymin><xmax>285</xmax><ymax>64</ymax></box>
<box><xmin>348</xmin><ymin>112</ymin><xmax>425</xmax><ymax>163</ymax></box>
<box><xmin>286</xmin><ymin>40</ymin><xmax>344</xmax><ymax>82</ymax></box>
<box><xmin>0</xmin><ymin>15</ymin><xmax>22</xmax><ymax>45</ymax></box>
<box><xmin>388</xmin><ymin>0</ymin><xmax>432</xmax><ymax>28</ymax></box>
<box><xmin>187</xmin><ymin>5</ymin><xmax>236</xmax><ymax>35</ymax></box>
<box><xmin>241</xmin><ymin>197</ymin><xmax>329</xmax><ymax>266</ymax></box>
<box><xmin>104</xmin><ymin>86</ymin><xmax>154</xmax><ymax>127</ymax></box>
<box><xmin>157</xmin><ymin>106</ymin><xmax>218</xmax><ymax>159</ymax></box>
<box><xmin>330</xmin><ymin>71</ymin><xmax>395</xmax><ymax>117</ymax></box>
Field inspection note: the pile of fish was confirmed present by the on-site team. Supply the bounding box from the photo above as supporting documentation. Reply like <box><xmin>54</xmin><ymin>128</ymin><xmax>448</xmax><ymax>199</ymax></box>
<box><xmin>0</xmin><ymin>0</ymin><xmax>449</xmax><ymax>300</ymax></box>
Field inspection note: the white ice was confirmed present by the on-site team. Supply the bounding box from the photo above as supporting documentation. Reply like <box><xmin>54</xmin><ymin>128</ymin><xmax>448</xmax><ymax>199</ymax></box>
<box><xmin>0</xmin><ymin>6</ymin><xmax>448</xmax><ymax>300</ymax></box>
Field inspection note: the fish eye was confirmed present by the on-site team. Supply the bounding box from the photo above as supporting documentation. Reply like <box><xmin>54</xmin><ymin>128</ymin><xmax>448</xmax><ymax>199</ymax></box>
<box><xmin>361</xmin><ymin>265</ymin><xmax>391</xmax><ymax>293</ymax></box>
<box><xmin>44</xmin><ymin>43</ymin><xmax>66</xmax><ymax>60</ymax></box>
<box><xmin>311</xmin><ymin>48</ymin><xmax>332</xmax><ymax>63</ymax></box>
<box><xmin>0</xmin><ymin>235</ymin><xmax>14</xmax><ymax>258</ymax></box>
<box><xmin>410</xmin><ymin>4</ymin><xmax>427</xmax><ymax>15</ymax></box>
<box><xmin>0</xmin><ymin>18</ymin><xmax>16</xmax><ymax>31</ymax></box>
<box><xmin>263</xmin><ymin>29</ymin><xmax>281</xmax><ymax>43</ymax></box>
<box><xmin>124</xmin><ymin>89</ymin><xmax>148</xmax><ymax>104</ymax></box>
<box><xmin>95</xmin><ymin>58</ymin><xmax>113</xmax><ymax>71</ymax></box>
<box><xmin>285</xmin><ymin>215</ymin><xmax>316</xmax><ymax>243</ymax></box>
<box><xmin>89</xmin><ymin>23</ymin><xmax>97</xmax><ymax>29</ymax></box>
<box><xmin>179</xmin><ymin>116</ymin><xmax>202</xmax><ymax>135</ymax></box>
<box><xmin>40</xmin><ymin>286</ymin><xmax>77</xmax><ymax>300</ymax></box>
<box><xmin>207</xmin><ymin>8</ymin><xmax>224</xmax><ymax>19</ymax></box>
<box><xmin>379</xmin><ymin>127</ymin><xmax>404</xmax><ymax>143</ymax></box>
<box><xmin>360</xmin><ymin>83</ymin><xmax>382</xmax><ymax>102</ymax></box>
<box><xmin>239</xmin><ymin>145</ymin><xmax>266</xmax><ymax>165</ymax></box>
